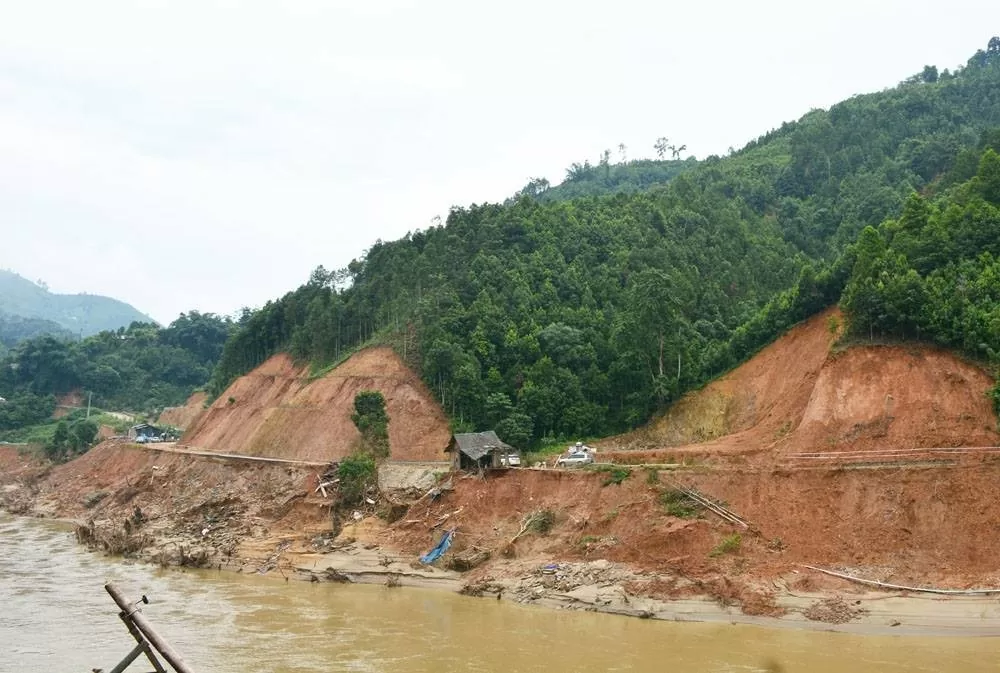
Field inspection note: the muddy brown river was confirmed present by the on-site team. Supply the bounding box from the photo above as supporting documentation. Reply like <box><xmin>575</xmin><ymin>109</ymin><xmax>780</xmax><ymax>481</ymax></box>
<box><xmin>1</xmin><ymin>513</ymin><xmax>995</xmax><ymax>673</ymax></box>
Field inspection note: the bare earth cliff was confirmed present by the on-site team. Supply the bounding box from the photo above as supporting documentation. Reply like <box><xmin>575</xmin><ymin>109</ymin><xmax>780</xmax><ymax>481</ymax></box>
<box><xmin>183</xmin><ymin>348</ymin><xmax>450</xmax><ymax>462</ymax></box>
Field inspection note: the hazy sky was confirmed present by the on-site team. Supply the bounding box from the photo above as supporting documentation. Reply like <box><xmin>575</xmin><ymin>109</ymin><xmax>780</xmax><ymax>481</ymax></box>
<box><xmin>2</xmin><ymin>1</ymin><xmax>998</xmax><ymax>324</ymax></box>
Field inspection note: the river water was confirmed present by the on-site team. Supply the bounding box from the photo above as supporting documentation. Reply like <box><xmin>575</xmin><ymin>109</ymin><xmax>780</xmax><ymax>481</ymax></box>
<box><xmin>0</xmin><ymin>513</ymin><xmax>994</xmax><ymax>673</ymax></box>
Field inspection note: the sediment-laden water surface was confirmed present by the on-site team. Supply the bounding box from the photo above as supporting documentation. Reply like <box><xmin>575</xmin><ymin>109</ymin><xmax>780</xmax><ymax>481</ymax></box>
<box><xmin>1</xmin><ymin>513</ymin><xmax>994</xmax><ymax>673</ymax></box>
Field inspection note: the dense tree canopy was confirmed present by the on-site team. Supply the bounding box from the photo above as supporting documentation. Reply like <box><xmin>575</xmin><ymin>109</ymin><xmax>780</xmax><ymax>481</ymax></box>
<box><xmin>209</xmin><ymin>41</ymin><xmax>1000</xmax><ymax>445</ymax></box>
<box><xmin>841</xmin><ymin>144</ymin><xmax>1000</xmax><ymax>360</ymax></box>
<box><xmin>0</xmin><ymin>312</ymin><xmax>234</xmax><ymax>415</ymax></box>
<box><xmin>0</xmin><ymin>313</ymin><xmax>74</xmax><ymax>353</ymax></box>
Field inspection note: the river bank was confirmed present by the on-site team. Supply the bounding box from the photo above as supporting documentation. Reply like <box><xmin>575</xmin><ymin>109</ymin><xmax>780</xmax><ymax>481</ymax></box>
<box><xmin>275</xmin><ymin>539</ymin><xmax>1000</xmax><ymax>637</ymax></box>
<box><xmin>4</xmin><ymin>441</ymin><xmax>1000</xmax><ymax>638</ymax></box>
<box><xmin>9</xmin><ymin>514</ymin><xmax>1000</xmax><ymax>673</ymax></box>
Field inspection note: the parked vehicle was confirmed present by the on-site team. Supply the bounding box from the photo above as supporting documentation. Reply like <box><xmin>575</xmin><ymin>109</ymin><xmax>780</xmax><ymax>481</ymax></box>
<box><xmin>501</xmin><ymin>452</ymin><xmax>521</xmax><ymax>467</ymax></box>
<box><xmin>556</xmin><ymin>451</ymin><xmax>594</xmax><ymax>467</ymax></box>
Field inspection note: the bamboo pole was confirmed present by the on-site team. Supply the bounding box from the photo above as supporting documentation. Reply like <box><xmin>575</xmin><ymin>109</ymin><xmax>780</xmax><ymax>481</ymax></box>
<box><xmin>105</xmin><ymin>583</ymin><xmax>196</xmax><ymax>673</ymax></box>
<box><xmin>116</xmin><ymin>609</ymin><xmax>167</xmax><ymax>673</ymax></box>
<box><xmin>801</xmin><ymin>565</ymin><xmax>1000</xmax><ymax>595</ymax></box>
<box><xmin>108</xmin><ymin>643</ymin><xmax>146</xmax><ymax>673</ymax></box>
<box><xmin>664</xmin><ymin>478</ymin><xmax>750</xmax><ymax>529</ymax></box>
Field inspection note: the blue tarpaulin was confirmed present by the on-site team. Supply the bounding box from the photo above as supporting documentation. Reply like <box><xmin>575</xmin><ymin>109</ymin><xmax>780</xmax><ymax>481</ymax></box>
<box><xmin>419</xmin><ymin>529</ymin><xmax>455</xmax><ymax>564</ymax></box>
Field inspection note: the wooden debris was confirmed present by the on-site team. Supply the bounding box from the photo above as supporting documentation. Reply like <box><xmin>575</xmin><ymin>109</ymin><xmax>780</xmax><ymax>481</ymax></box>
<box><xmin>431</xmin><ymin>506</ymin><xmax>464</xmax><ymax>529</ymax></box>
<box><xmin>802</xmin><ymin>565</ymin><xmax>1000</xmax><ymax>595</ymax></box>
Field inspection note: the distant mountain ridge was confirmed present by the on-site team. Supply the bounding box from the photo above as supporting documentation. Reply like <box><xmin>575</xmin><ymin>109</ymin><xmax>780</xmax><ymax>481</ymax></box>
<box><xmin>0</xmin><ymin>269</ymin><xmax>153</xmax><ymax>337</ymax></box>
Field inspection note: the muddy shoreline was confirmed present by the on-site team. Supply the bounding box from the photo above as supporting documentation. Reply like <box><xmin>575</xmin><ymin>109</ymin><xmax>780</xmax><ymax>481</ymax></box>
<box><xmin>286</xmin><ymin>545</ymin><xmax>1000</xmax><ymax>637</ymax></box>
<box><xmin>4</xmin><ymin>440</ymin><xmax>1000</xmax><ymax>638</ymax></box>
<box><xmin>32</xmin><ymin>510</ymin><xmax>1000</xmax><ymax>638</ymax></box>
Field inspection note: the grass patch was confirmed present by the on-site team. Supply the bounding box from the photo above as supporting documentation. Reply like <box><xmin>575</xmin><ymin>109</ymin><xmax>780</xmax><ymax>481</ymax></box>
<box><xmin>589</xmin><ymin>464</ymin><xmax>632</xmax><ymax>486</ymax></box>
<box><xmin>337</xmin><ymin>452</ymin><xmax>378</xmax><ymax>507</ymax></box>
<box><xmin>660</xmin><ymin>489</ymin><xmax>702</xmax><ymax>518</ymax></box>
<box><xmin>524</xmin><ymin>436</ymin><xmax>604</xmax><ymax>466</ymax></box>
<box><xmin>0</xmin><ymin>409</ymin><xmax>130</xmax><ymax>446</ymax></box>
<box><xmin>0</xmin><ymin>422</ymin><xmax>59</xmax><ymax>445</ymax></box>
<box><xmin>523</xmin><ymin>438</ymin><xmax>573</xmax><ymax>466</ymax></box>
<box><xmin>526</xmin><ymin>509</ymin><xmax>556</xmax><ymax>535</ymax></box>
<box><xmin>710</xmin><ymin>533</ymin><xmax>742</xmax><ymax>558</ymax></box>
<box><xmin>307</xmin><ymin>348</ymin><xmax>358</xmax><ymax>380</ymax></box>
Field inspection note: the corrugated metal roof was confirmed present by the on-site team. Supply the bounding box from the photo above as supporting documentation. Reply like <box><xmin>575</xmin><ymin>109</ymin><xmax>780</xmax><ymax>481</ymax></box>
<box><xmin>451</xmin><ymin>431</ymin><xmax>512</xmax><ymax>460</ymax></box>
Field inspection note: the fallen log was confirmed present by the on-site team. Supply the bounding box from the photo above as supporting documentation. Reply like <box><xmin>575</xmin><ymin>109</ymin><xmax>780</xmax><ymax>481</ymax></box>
<box><xmin>802</xmin><ymin>565</ymin><xmax>1000</xmax><ymax>595</ymax></box>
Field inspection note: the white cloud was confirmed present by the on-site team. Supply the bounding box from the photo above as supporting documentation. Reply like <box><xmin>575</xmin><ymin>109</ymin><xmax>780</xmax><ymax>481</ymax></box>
<box><xmin>1</xmin><ymin>0</ymin><xmax>998</xmax><ymax>322</ymax></box>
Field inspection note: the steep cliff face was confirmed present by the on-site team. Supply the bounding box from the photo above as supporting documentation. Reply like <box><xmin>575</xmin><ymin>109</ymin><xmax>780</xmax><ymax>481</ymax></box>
<box><xmin>605</xmin><ymin>307</ymin><xmax>998</xmax><ymax>458</ymax></box>
<box><xmin>182</xmin><ymin>348</ymin><xmax>450</xmax><ymax>463</ymax></box>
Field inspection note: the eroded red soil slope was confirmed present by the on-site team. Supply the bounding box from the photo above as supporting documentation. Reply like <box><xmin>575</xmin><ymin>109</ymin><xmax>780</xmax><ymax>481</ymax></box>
<box><xmin>182</xmin><ymin>348</ymin><xmax>450</xmax><ymax>462</ymax></box>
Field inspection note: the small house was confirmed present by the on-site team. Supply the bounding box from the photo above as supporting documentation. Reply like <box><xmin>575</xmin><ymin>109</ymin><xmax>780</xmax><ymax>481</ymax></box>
<box><xmin>446</xmin><ymin>431</ymin><xmax>513</xmax><ymax>471</ymax></box>
<box><xmin>128</xmin><ymin>423</ymin><xmax>162</xmax><ymax>441</ymax></box>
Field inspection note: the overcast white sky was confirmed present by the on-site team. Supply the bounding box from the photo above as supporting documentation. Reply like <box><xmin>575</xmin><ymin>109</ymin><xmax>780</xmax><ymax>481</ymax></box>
<box><xmin>2</xmin><ymin>1</ymin><xmax>998</xmax><ymax>324</ymax></box>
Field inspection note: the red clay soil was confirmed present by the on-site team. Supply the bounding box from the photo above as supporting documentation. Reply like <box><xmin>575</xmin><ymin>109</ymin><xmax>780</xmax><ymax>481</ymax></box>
<box><xmin>387</xmin><ymin>469</ymin><xmax>723</xmax><ymax>578</ymax></box>
<box><xmin>157</xmin><ymin>391</ymin><xmax>208</xmax><ymax>430</ymax></box>
<box><xmin>52</xmin><ymin>390</ymin><xmax>85</xmax><ymax>419</ymax></box>
<box><xmin>6</xmin><ymin>306</ymin><xmax>1000</xmax><ymax>601</ymax></box>
<box><xmin>182</xmin><ymin>348</ymin><xmax>451</xmax><ymax>463</ymax></box>
<box><xmin>386</xmin><ymin>459</ymin><xmax>1000</xmax><ymax>588</ymax></box>
<box><xmin>0</xmin><ymin>444</ymin><xmax>45</xmax><ymax>480</ymax></box>
<box><xmin>684</xmin><ymin>463</ymin><xmax>1000</xmax><ymax>583</ymax></box>
<box><xmin>600</xmin><ymin>307</ymin><xmax>999</xmax><ymax>462</ymax></box>
<box><xmin>30</xmin><ymin>440</ymin><xmax>310</xmax><ymax>519</ymax></box>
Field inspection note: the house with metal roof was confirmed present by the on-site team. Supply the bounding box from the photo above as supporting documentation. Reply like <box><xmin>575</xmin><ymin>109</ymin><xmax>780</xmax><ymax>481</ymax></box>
<box><xmin>128</xmin><ymin>423</ymin><xmax>163</xmax><ymax>441</ymax></box>
<box><xmin>446</xmin><ymin>431</ymin><xmax>514</xmax><ymax>471</ymax></box>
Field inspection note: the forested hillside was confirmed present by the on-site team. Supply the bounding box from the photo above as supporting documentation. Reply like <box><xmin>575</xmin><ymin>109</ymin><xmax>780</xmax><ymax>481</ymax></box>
<box><xmin>210</xmin><ymin>39</ymin><xmax>1000</xmax><ymax>448</ymax></box>
<box><xmin>517</xmin><ymin>156</ymin><xmax>698</xmax><ymax>203</ymax></box>
<box><xmin>840</xmin><ymin>144</ymin><xmax>1000</xmax><ymax>405</ymax></box>
<box><xmin>0</xmin><ymin>313</ymin><xmax>74</xmax><ymax>355</ymax></box>
<box><xmin>0</xmin><ymin>312</ymin><xmax>234</xmax><ymax>423</ymax></box>
<box><xmin>0</xmin><ymin>270</ymin><xmax>152</xmax><ymax>337</ymax></box>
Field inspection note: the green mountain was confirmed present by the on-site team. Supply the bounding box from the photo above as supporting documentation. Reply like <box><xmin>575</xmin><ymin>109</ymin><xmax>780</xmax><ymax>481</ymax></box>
<box><xmin>209</xmin><ymin>39</ymin><xmax>1000</xmax><ymax>448</ymax></box>
<box><xmin>0</xmin><ymin>313</ymin><xmax>74</xmax><ymax>355</ymax></box>
<box><xmin>511</xmin><ymin>157</ymin><xmax>699</xmax><ymax>203</ymax></box>
<box><xmin>0</xmin><ymin>311</ymin><xmax>235</xmax><ymax>420</ymax></box>
<box><xmin>0</xmin><ymin>270</ymin><xmax>152</xmax><ymax>337</ymax></box>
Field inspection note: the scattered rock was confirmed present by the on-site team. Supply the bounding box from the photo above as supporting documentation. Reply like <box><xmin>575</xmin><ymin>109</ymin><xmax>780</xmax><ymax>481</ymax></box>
<box><xmin>803</xmin><ymin>596</ymin><xmax>869</xmax><ymax>624</ymax></box>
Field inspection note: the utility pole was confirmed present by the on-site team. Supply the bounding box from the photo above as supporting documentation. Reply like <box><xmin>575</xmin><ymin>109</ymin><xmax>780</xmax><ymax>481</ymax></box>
<box><xmin>86</xmin><ymin>391</ymin><xmax>92</xmax><ymax>419</ymax></box>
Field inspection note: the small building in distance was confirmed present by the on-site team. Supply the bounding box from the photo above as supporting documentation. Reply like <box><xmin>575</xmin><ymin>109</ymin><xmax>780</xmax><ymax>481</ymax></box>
<box><xmin>128</xmin><ymin>423</ymin><xmax>163</xmax><ymax>442</ymax></box>
<box><xmin>446</xmin><ymin>431</ymin><xmax>514</xmax><ymax>471</ymax></box>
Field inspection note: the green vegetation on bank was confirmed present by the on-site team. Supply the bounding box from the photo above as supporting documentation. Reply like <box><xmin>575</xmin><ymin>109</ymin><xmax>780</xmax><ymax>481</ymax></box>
<box><xmin>0</xmin><ymin>312</ymin><xmax>234</xmax><ymax>417</ymax></box>
<box><xmin>207</xmin><ymin>39</ymin><xmax>1000</xmax><ymax>447</ymax></box>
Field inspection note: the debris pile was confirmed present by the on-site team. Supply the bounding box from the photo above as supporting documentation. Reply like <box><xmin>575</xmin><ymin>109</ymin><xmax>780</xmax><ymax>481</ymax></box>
<box><xmin>463</xmin><ymin>560</ymin><xmax>644</xmax><ymax>603</ymax></box>
<box><xmin>803</xmin><ymin>595</ymin><xmax>869</xmax><ymax>624</ymax></box>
